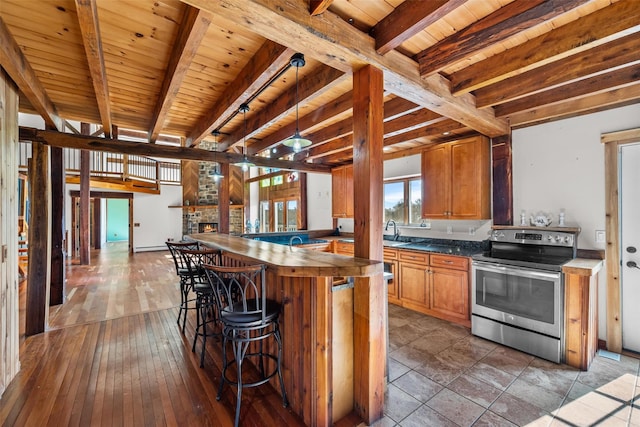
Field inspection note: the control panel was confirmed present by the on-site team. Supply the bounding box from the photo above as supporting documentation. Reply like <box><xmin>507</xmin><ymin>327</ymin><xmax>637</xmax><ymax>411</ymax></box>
<box><xmin>490</xmin><ymin>228</ymin><xmax>576</xmax><ymax>247</ymax></box>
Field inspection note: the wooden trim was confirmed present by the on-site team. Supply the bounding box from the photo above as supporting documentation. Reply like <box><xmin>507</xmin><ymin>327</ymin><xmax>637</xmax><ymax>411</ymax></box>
<box><xmin>601</xmin><ymin>127</ymin><xmax>640</xmax><ymax>353</ymax></box>
<box><xmin>49</xmin><ymin>146</ymin><xmax>65</xmax><ymax>305</ymax></box>
<box><xmin>69</xmin><ymin>190</ymin><xmax>133</xmax><ymax>199</ymax></box>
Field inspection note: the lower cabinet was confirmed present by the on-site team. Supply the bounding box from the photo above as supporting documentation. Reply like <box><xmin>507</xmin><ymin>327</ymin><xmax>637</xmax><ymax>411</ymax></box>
<box><xmin>397</xmin><ymin>250</ymin><xmax>470</xmax><ymax>327</ymax></box>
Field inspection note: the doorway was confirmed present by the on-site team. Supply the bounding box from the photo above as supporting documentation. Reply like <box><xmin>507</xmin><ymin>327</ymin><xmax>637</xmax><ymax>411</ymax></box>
<box><xmin>620</xmin><ymin>142</ymin><xmax>640</xmax><ymax>353</ymax></box>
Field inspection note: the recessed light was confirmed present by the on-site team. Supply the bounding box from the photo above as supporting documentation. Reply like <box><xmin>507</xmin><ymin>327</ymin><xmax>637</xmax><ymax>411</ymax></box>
<box><xmin>442</xmin><ymin>131</ymin><xmax>451</xmax><ymax>136</ymax></box>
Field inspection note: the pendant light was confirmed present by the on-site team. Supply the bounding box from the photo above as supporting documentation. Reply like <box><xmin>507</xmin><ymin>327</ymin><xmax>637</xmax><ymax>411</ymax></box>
<box><xmin>209</xmin><ymin>130</ymin><xmax>224</xmax><ymax>181</ymax></box>
<box><xmin>234</xmin><ymin>103</ymin><xmax>255</xmax><ymax>171</ymax></box>
<box><xmin>282</xmin><ymin>53</ymin><xmax>311</xmax><ymax>153</ymax></box>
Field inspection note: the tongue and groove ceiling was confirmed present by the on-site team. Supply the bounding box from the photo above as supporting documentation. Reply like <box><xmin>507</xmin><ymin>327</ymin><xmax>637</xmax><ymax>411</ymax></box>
<box><xmin>1</xmin><ymin>0</ymin><xmax>638</xmax><ymax>168</ymax></box>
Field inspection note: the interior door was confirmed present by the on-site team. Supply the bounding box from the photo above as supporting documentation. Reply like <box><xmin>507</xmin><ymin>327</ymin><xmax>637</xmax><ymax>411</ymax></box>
<box><xmin>620</xmin><ymin>142</ymin><xmax>640</xmax><ymax>353</ymax></box>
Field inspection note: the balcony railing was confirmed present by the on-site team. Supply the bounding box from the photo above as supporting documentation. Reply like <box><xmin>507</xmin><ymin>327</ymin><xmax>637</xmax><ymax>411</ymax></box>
<box><xmin>18</xmin><ymin>142</ymin><xmax>181</xmax><ymax>187</ymax></box>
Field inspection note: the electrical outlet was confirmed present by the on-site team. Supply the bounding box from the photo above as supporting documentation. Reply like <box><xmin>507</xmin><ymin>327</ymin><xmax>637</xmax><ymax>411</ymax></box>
<box><xmin>595</xmin><ymin>230</ymin><xmax>606</xmax><ymax>243</ymax></box>
<box><xmin>446</xmin><ymin>226</ymin><xmax>453</xmax><ymax>234</ymax></box>
<box><xmin>469</xmin><ymin>227</ymin><xmax>475</xmax><ymax>236</ymax></box>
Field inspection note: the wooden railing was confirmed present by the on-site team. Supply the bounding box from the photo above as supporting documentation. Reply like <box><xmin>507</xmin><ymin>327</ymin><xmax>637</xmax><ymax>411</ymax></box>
<box><xmin>18</xmin><ymin>142</ymin><xmax>181</xmax><ymax>186</ymax></box>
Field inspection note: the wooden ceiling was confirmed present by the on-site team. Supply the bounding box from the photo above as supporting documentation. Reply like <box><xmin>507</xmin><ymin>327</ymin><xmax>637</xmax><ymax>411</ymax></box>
<box><xmin>1</xmin><ymin>0</ymin><xmax>639</xmax><ymax>169</ymax></box>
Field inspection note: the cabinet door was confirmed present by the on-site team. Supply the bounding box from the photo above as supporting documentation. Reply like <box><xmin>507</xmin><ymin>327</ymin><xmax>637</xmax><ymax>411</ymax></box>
<box><xmin>450</xmin><ymin>137</ymin><xmax>490</xmax><ymax>219</ymax></box>
<box><xmin>421</xmin><ymin>144</ymin><xmax>450</xmax><ymax>218</ymax></box>
<box><xmin>344</xmin><ymin>164</ymin><xmax>354</xmax><ymax>218</ymax></box>
<box><xmin>332</xmin><ymin>167</ymin><xmax>346</xmax><ymax>217</ymax></box>
<box><xmin>385</xmin><ymin>260</ymin><xmax>400</xmax><ymax>304</ymax></box>
<box><xmin>430</xmin><ymin>266</ymin><xmax>469</xmax><ymax>321</ymax></box>
<box><xmin>399</xmin><ymin>262</ymin><xmax>429</xmax><ymax>311</ymax></box>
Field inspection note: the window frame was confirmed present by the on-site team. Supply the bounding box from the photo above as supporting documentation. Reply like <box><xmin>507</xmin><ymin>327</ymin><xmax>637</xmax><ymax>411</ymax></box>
<box><xmin>383</xmin><ymin>176</ymin><xmax>422</xmax><ymax>226</ymax></box>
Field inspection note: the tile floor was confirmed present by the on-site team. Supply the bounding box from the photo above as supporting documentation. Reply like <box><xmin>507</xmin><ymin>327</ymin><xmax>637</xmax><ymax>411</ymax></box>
<box><xmin>376</xmin><ymin>304</ymin><xmax>640</xmax><ymax>426</ymax></box>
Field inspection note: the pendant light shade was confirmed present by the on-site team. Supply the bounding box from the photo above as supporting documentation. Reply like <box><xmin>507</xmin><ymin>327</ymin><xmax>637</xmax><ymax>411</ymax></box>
<box><xmin>210</xmin><ymin>130</ymin><xmax>224</xmax><ymax>181</ymax></box>
<box><xmin>234</xmin><ymin>103</ymin><xmax>255</xmax><ymax>171</ymax></box>
<box><xmin>282</xmin><ymin>53</ymin><xmax>311</xmax><ymax>153</ymax></box>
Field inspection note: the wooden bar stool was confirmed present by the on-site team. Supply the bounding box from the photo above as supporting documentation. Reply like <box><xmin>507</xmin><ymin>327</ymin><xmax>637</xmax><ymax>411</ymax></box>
<box><xmin>180</xmin><ymin>247</ymin><xmax>222</xmax><ymax>368</ymax></box>
<box><xmin>202</xmin><ymin>263</ymin><xmax>288</xmax><ymax>427</ymax></box>
<box><xmin>165</xmin><ymin>241</ymin><xmax>200</xmax><ymax>333</ymax></box>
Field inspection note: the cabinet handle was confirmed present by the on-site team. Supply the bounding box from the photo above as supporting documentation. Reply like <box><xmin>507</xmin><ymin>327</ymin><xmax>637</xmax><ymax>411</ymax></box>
<box><xmin>443</xmin><ymin>260</ymin><xmax>453</xmax><ymax>264</ymax></box>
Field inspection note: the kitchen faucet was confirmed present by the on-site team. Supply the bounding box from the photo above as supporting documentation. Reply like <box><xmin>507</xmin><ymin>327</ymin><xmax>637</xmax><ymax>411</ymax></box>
<box><xmin>385</xmin><ymin>220</ymin><xmax>400</xmax><ymax>241</ymax></box>
<box><xmin>289</xmin><ymin>235</ymin><xmax>303</xmax><ymax>247</ymax></box>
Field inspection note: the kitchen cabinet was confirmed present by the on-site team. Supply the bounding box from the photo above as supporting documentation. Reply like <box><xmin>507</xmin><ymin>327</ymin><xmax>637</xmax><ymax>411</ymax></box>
<box><xmin>422</xmin><ymin>135</ymin><xmax>490</xmax><ymax>220</ymax></box>
<box><xmin>397</xmin><ymin>249</ymin><xmax>470</xmax><ymax>327</ymax></box>
<box><xmin>331</xmin><ymin>165</ymin><xmax>353</xmax><ymax>218</ymax></box>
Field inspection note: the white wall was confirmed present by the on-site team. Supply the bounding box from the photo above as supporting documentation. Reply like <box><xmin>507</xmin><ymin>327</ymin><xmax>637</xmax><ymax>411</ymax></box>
<box><xmin>306</xmin><ymin>172</ymin><xmax>333</xmax><ymax>230</ymax></box>
<box><xmin>133</xmin><ymin>184</ymin><xmax>183</xmax><ymax>251</ymax></box>
<box><xmin>512</xmin><ymin>103</ymin><xmax>640</xmax><ymax>340</ymax></box>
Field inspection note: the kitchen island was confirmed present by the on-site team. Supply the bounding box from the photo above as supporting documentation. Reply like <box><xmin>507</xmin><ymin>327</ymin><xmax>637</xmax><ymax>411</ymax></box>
<box><xmin>187</xmin><ymin>233</ymin><xmax>384</xmax><ymax>426</ymax></box>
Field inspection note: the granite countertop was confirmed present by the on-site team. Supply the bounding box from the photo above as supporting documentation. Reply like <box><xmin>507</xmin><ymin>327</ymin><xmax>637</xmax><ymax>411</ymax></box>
<box><xmin>336</xmin><ymin>236</ymin><xmax>488</xmax><ymax>257</ymax></box>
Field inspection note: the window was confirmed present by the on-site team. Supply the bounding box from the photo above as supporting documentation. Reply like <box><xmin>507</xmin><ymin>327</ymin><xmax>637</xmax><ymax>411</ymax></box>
<box><xmin>384</xmin><ymin>178</ymin><xmax>422</xmax><ymax>225</ymax></box>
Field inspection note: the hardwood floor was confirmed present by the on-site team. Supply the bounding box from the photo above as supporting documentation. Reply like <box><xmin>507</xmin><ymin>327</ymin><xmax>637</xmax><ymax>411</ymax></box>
<box><xmin>4</xmin><ymin>243</ymin><xmax>304</xmax><ymax>427</ymax></box>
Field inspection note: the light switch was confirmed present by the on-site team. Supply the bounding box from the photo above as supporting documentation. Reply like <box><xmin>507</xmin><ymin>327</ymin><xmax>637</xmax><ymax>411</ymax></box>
<box><xmin>595</xmin><ymin>230</ymin><xmax>605</xmax><ymax>243</ymax></box>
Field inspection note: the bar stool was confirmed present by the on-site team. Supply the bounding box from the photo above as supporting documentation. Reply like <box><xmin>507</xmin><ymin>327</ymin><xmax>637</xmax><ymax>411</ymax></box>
<box><xmin>180</xmin><ymin>247</ymin><xmax>223</xmax><ymax>368</ymax></box>
<box><xmin>202</xmin><ymin>263</ymin><xmax>288</xmax><ymax>427</ymax></box>
<box><xmin>166</xmin><ymin>240</ymin><xmax>200</xmax><ymax>333</ymax></box>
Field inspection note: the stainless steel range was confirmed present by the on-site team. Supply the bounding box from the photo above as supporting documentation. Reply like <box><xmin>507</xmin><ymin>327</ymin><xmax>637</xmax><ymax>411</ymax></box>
<box><xmin>471</xmin><ymin>227</ymin><xmax>579</xmax><ymax>363</ymax></box>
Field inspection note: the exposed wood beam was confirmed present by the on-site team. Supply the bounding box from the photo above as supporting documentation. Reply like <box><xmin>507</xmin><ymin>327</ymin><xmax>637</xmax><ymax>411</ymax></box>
<box><xmin>506</xmin><ymin>82</ymin><xmax>640</xmax><ymax>128</ymax></box>
<box><xmin>19</xmin><ymin>127</ymin><xmax>331</xmax><ymax>173</ymax></box>
<box><xmin>218</xmin><ymin>65</ymin><xmax>345</xmax><ymax>151</ymax></box>
<box><xmin>383</xmin><ymin>109</ymin><xmax>444</xmax><ymax>138</ymax></box>
<box><xmin>416</xmin><ymin>0</ymin><xmax>587</xmax><ymax>76</ymax></box>
<box><xmin>495</xmin><ymin>63</ymin><xmax>640</xmax><ymax>117</ymax></box>
<box><xmin>309</xmin><ymin>0</ymin><xmax>333</xmax><ymax>16</ymax></box>
<box><xmin>75</xmin><ymin>0</ymin><xmax>113</xmax><ymax>138</ymax></box>
<box><xmin>181</xmin><ymin>0</ymin><xmax>508</xmax><ymax>137</ymax></box>
<box><xmin>296</xmin><ymin>135</ymin><xmax>352</xmax><ymax>161</ymax></box>
<box><xmin>247</xmin><ymin>91</ymin><xmax>353</xmax><ymax>155</ymax></box>
<box><xmin>149</xmin><ymin>6</ymin><xmax>212</xmax><ymax>143</ymax></box>
<box><xmin>383</xmin><ymin>119</ymin><xmax>468</xmax><ymax>147</ymax></box>
<box><xmin>475</xmin><ymin>32</ymin><xmax>640</xmax><ymax>108</ymax></box>
<box><xmin>450</xmin><ymin>0</ymin><xmax>640</xmax><ymax>95</ymax></box>
<box><xmin>0</xmin><ymin>18</ymin><xmax>62</xmax><ymax>131</ymax></box>
<box><xmin>373</xmin><ymin>0</ymin><xmax>468</xmax><ymax>55</ymax></box>
<box><xmin>119</xmin><ymin>128</ymin><xmax>182</xmax><ymax>145</ymax></box>
<box><xmin>185</xmin><ymin>40</ymin><xmax>294</xmax><ymax>147</ymax></box>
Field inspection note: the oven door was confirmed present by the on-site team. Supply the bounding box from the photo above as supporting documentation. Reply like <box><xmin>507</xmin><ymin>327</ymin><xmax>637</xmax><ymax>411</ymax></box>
<box><xmin>472</xmin><ymin>261</ymin><xmax>563</xmax><ymax>338</ymax></box>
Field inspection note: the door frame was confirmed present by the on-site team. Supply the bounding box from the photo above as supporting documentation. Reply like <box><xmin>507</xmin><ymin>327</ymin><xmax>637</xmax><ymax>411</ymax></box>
<box><xmin>602</xmin><ymin>127</ymin><xmax>640</xmax><ymax>353</ymax></box>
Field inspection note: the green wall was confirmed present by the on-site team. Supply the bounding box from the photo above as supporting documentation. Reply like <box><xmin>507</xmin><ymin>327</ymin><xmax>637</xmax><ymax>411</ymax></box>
<box><xmin>106</xmin><ymin>199</ymin><xmax>129</xmax><ymax>242</ymax></box>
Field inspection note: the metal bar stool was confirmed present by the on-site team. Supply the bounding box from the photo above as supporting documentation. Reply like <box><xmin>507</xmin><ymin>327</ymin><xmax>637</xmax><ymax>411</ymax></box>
<box><xmin>202</xmin><ymin>263</ymin><xmax>288</xmax><ymax>427</ymax></box>
<box><xmin>166</xmin><ymin>241</ymin><xmax>200</xmax><ymax>333</ymax></box>
<box><xmin>180</xmin><ymin>247</ymin><xmax>223</xmax><ymax>368</ymax></box>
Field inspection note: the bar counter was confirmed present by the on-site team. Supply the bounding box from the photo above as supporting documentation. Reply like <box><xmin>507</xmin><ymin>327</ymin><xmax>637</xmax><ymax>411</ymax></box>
<box><xmin>188</xmin><ymin>233</ymin><xmax>385</xmax><ymax>426</ymax></box>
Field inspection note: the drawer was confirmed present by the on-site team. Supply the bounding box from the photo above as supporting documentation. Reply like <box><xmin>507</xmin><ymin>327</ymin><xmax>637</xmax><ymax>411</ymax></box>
<box><xmin>399</xmin><ymin>250</ymin><xmax>429</xmax><ymax>265</ymax></box>
<box><xmin>335</xmin><ymin>242</ymin><xmax>354</xmax><ymax>256</ymax></box>
<box><xmin>430</xmin><ymin>254</ymin><xmax>469</xmax><ymax>270</ymax></box>
<box><xmin>383</xmin><ymin>248</ymin><xmax>398</xmax><ymax>261</ymax></box>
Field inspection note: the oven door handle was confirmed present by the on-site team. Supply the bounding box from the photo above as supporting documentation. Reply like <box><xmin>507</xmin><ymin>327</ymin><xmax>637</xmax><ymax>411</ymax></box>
<box><xmin>472</xmin><ymin>261</ymin><xmax>561</xmax><ymax>280</ymax></box>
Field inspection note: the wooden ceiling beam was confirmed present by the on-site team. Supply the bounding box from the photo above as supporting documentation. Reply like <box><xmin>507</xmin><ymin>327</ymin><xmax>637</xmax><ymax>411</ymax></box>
<box><xmin>185</xmin><ymin>39</ymin><xmax>294</xmax><ymax>147</ymax></box>
<box><xmin>181</xmin><ymin>0</ymin><xmax>508</xmax><ymax>137</ymax></box>
<box><xmin>495</xmin><ymin>63</ymin><xmax>640</xmax><ymax>117</ymax></box>
<box><xmin>416</xmin><ymin>0</ymin><xmax>587</xmax><ymax>76</ymax></box>
<box><xmin>218</xmin><ymin>64</ymin><xmax>345</xmax><ymax>151</ymax></box>
<box><xmin>75</xmin><ymin>0</ymin><xmax>113</xmax><ymax>138</ymax></box>
<box><xmin>309</xmin><ymin>0</ymin><xmax>333</xmax><ymax>16</ymax></box>
<box><xmin>507</xmin><ymin>82</ymin><xmax>640</xmax><ymax>128</ymax></box>
<box><xmin>149</xmin><ymin>6</ymin><xmax>211</xmax><ymax>143</ymax></box>
<box><xmin>296</xmin><ymin>134</ymin><xmax>353</xmax><ymax>160</ymax></box>
<box><xmin>383</xmin><ymin>109</ymin><xmax>445</xmax><ymax>138</ymax></box>
<box><xmin>248</xmin><ymin>90</ymin><xmax>353</xmax><ymax>155</ymax></box>
<box><xmin>373</xmin><ymin>0</ymin><xmax>468</xmax><ymax>55</ymax></box>
<box><xmin>475</xmin><ymin>32</ymin><xmax>640</xmax><ymax>108</ymax></box>
<box><xmin>383</xmin><ymin>119</ymin><xmax>468</xmax><ymax>147</ymax></box>
<box><xmin>19</xmin><ymin>127</ymin><xmax>331</xmax><ymax>173</ymax></box>
<box><xmin>450</xmin><ymin>0</ymin><xmax>640</xmax><ymax>95</ymax></box>
<box><xmin>0</xmin><ymin>18</ymin><xmax>63</xmax><ymax>131</ymax></box>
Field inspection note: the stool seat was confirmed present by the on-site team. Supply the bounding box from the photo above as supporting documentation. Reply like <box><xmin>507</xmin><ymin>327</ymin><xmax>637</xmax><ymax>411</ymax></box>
<box><xmin>203</xmin><ymin>262</ymin><xmax>288</xmax><ymax>427</ymax></box>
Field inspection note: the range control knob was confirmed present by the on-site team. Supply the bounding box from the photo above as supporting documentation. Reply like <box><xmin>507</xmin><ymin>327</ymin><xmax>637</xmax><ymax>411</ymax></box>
<box><xmin>555</xmin><ymin>235</ymin><xmax>562</xmax><ymax>242</ymax></box>
<box><xmin>547</xmin><ymin>235</ymin><xmax>554</xmax><ymax>242</ymax></box>
<box><xmin>564</xmin><ymin>236</ymin><xmax>572</xmax><ymax>244</ymax></box>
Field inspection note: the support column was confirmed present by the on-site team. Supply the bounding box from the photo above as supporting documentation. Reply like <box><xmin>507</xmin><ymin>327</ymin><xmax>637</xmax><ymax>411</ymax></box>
<box><xmin>26</xmin><ymin>142</ymin><xmax>51</xmax><ymax>335</ymax></box>
<box><xmin>352</xmin><ymin>64</ymin><xmax>385</xmax><ymax>424</ymax></box>
<box><xmin>49</xmin><ymin>145</ymin><xmax>65</xmax><ymax>305</ymax></box>
<box><xmin>218</xmin><ymin>163</ymin><xmax>230</xmax><ymax>234</ymax></box>
<box><xmin>79</xmin><ymin>123</ymin><xmax>90</xmax><ymax>265</ymax></box>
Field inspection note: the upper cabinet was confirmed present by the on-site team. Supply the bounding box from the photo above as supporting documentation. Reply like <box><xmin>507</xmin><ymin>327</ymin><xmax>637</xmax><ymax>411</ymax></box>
<box><xmin>422</xmin><ymin>135</ymin><xmax>490</xmax><ymax>220</ymax></box>
<box><xmin>331</xmin><ymin>164</ymin><xmax>354</xmax><ymax>218</ymax></box>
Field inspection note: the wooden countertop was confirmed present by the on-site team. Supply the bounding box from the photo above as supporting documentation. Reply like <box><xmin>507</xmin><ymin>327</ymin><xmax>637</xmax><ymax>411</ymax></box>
<box><xmin>563</xmin><ymin>258</ymin><xmax>603</xmax><ymax>276</ymax></box>
<box><xmin>188</xmin><ymin>233</ymin><xmax>383</xmax><ymax>278</ymax></box>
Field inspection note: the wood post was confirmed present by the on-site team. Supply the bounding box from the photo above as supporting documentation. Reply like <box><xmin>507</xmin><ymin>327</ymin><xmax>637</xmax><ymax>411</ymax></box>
<box><xmin>26</xmin><ymin>142</ymin><xmax>51</xmax><ymax>336</ymax></box>
<box><xmin>352</xmin><ymin>64</ymin><xmax>385</xmax><ymax>424</ymax></box>
<box><xmin>218</xmin><ymin>163</ymin><xmax>230</xmax><ymax>234</ymax></box>
<box><xmin>79</xmin><ymin>123</ymin><xmax>91</xmax><ymax>265</ymax></box>
<box><xmin>49</xmin><ymin>145</ymin><xmax>65</xmax><ymax>305</ymax></box>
